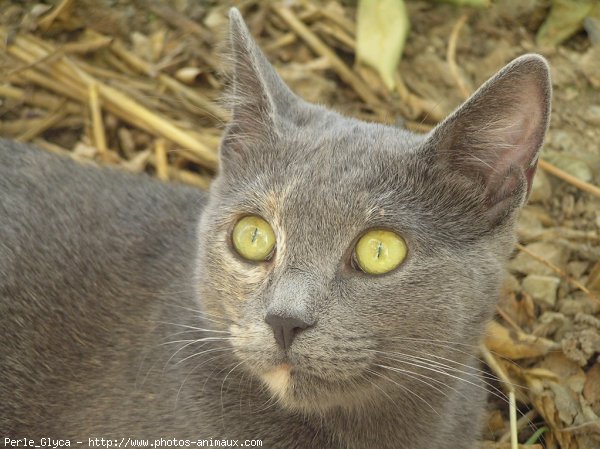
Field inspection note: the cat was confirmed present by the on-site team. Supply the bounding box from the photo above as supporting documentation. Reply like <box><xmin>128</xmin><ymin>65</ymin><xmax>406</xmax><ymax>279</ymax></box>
<box><xmin>0</xmin><ymin>8</ymin><xmax>551</xmax><ymax>449</ymax></box>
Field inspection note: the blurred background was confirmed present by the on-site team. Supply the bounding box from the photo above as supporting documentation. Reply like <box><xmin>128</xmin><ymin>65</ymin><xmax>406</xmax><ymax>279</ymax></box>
<box><xmin>0</xmin><ymin>1</ymin><xmax>599</xmax><ymax>448</ymax></box>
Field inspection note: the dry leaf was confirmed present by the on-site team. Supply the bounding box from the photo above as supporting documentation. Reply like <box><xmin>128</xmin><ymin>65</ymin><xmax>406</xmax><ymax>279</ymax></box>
<box><xmin>532</xmin><ymin>391</ymin><xmax>579</xmax><ymax>449</ymax></box>
<box><xmin>485</xmin><ymin>320</ymin><xmax>557</xmax><ymax>360</ymax></box>
<box><xmin>356</xmin><ymin>0</ymin><xmax>409</xmax><ymax>90</ymax></box>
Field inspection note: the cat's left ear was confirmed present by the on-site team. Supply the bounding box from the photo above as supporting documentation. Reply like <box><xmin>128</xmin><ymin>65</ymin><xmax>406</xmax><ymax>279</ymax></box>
<box><xmin>424</xmin><ymin>54</ymin><xmax>551</xmax><ymax>225</ymax></box>
<box><xmin>221</xmin><ymin>9</ymin><xmax>299</xmax><ymax>163</ymax></box>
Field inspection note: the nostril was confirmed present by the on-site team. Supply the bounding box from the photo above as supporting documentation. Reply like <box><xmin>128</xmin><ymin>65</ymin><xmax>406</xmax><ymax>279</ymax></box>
<box><xmin>265</xmin><ymin>313</ymin><xmax>313</xmax><ymax>351</ymax></box>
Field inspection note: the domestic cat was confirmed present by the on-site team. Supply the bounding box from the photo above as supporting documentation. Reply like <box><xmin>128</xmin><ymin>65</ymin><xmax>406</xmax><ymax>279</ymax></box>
<box><xmin>0</xmin><ymin>8</ymin><xmax>550</xmax><ymax>449</ymax></box>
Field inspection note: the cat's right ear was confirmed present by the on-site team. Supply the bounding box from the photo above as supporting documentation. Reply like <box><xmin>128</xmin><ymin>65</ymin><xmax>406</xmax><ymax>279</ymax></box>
<box><xmin>423</xmin><ymin>54</ymin><xmax>551</xmax><ymax>226</ymax></box>
<box><xmin>221</xmin><ymin>8</ymin><xmax>298</xmax><ymax>165</ymax></box>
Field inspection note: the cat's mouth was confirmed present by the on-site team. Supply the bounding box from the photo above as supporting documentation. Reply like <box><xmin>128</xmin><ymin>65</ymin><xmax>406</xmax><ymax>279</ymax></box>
<box><xmin>230</xmin><ymin>325</ymin><xmax>377</xmax><ymax>410</ymax></box>
<box><xmin>258</xmin><ymin>360</ymin><xmax>374</xmax><ymax>412</ymax></box>
<box><xmin>261</xmin><ymin>362</ymin><xmax>293</xmax><ymax>397</ymax></box>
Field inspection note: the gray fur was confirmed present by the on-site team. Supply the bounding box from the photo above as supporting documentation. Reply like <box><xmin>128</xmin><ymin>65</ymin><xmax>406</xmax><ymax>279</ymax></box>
<box><xmin>0</xmin><ymin>8</ymin><xmax>550</xmax><ymax>449</ymax></box>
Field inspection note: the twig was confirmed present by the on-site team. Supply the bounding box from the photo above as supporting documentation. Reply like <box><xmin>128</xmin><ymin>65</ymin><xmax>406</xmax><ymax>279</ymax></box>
<box><xmin>499</xmin><ymin>409</ymin><xmax>539</xmax><ymax>443</ymax></box>
<box><xmin>2</xmin><ymin>29</ymin><xmax>219</xmax><ymax>169</ymax></box>
<box><xmin>495</xmin><ymin>306</ymin><xmax>524</xmax><ymax>333</ymax></box>
<box><xmin>320</xmin><ymin>6</ymin><xmax>356</xmax><ymax>36</ymax></box>
<box><xmin>0</xmin><ymin>84</ymin><xmax>77</xmax><ymax>114</ymax></box>
<box><xmin>538</xmin><ymin>159</ymin><xmax>600</xmax><ymax>199</ymax></box>
<box><xmin>447</xmin><ymin>13</ymin><xmax>470</xmax><ymax>100</ymax></box>
<box><xmin>0</xmin><ymin>116</ymin><xmax>81</xmax><ymax>135</ymax></box>
<box><xmin>168</xmin><ymin>167</ymin><xmax>211</xmax><ymax>190</ymax></box>
<box><xmin>103</xmin><ymin>51</ymin><xmax>138</xmax><ymax>76</ymax></box>
<box><xmin>480</xmin><ymin>344</ymin><xmax>519</xmax><ymax>449</ymax></box>
<box><xmin>33</xmin><ymin>138</ymin><xmax>95</xmax><ymax>166</ymax></box>
<box><xmin>62</xmin><ymin>36</ymin><xmax>114</xmax><ymax>54</ymax></box>
<box><xmin>110</xmin><ymin>39</ymin><xmax>229</xmax><ymax>123</ymax></box>
<box><xmin>37</xmin><ymin>0</ymin><xmax>74</xmax><ymax>31</ymax></box>
<box><xmin>313</xmin><ymin>22</ymin><xmax>355</xmax><ymax>50</ymax></box>
<box><xmin>33</xmin><ymin>138</ymin><xmax>71</xmax><ymax>157</ymax></box>
<box><xmin>32</xmin><ymin>137</ymin><xmax>208</xmax><ymax>191</ymax></box>
<box><xmin>148</xmin><ymin>3</ymin><xmax>214</xmax><ymax>44</ymax></box>
<box><xmin>264</xmin><ymin>32</ymin><xmax>297</xmax><ymax>52</ymax></box>
<box><xmin>558</xmin><ymin>420</ymin><xmax>600</xmax><ymax>433</ymax></box>
<box><xmin>273</xmin><ymin>5</ymin><xmax>383</xmax><ymax>108</ymax></box>
<box><xmin>480</xmin><ymin>344</ymin><xmax>514</xmax><ymax>390</ymax></box>
<box><xmin>89</xmin><ymin>82</ymin><xmax>107</xmax><ymax>156</ymax></box>
<box><xmin>70</xmin><ymin>62</ymin><xmax>219</xmax><ymax>169</ymax></box>
<box><xmin>154</xmin><ymin>139</ymin><xmax>169</xmax><ymax>181</ymax></box>
<box><xmin>404</xmin><ymin>121</ymin><xmax>434</xmax><ymax>133</ymax></box>
<box><xmin>395</xmin><ymin>73</ymin><xmax>445</xmax><ymax>122</ymax></box>
<box><xmin>16</xmin><ymin>106</ymin><xmax>68</xmax><ymax>142</ymax></box>
<box><xmin>509</xmin><ymin>391</ymin><xmax>519</xmax><ymax>449</ymax></box>
<box><xmin>147</xmin><ymin>154</ymin><xmax>211</xmax><ymax>190</ymax></box>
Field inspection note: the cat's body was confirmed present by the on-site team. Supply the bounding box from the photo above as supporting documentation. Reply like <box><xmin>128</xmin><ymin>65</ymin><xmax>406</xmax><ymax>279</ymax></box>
<box><xmin>1</xmin><ymin>9</ymin><xmax>551</xmax><ymax>449</ymax></box>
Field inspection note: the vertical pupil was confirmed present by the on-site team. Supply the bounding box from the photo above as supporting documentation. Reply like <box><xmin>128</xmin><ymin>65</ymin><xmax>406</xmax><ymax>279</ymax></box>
<box><xmin>376</xmin><ymin>241</ymin><xmax>383</xmax><ymax>259</ymax></box>
<box><xmin>251</xmin><ymin>227</ymin><xmax>259</xmax><ymax>243</ymax></box>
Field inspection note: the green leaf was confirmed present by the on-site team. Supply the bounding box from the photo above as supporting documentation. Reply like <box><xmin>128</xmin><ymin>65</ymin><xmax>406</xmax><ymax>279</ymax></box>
<box><xmin>536</xmin><ymin>0</ymin><xmax>600</xmax><ymax>47</ymax></box>
<box><xmin>356</xmin><ymin>0</ymin><xmax>410</xmax><ymax>90</ymax></box>
<box><xmin>525</xmin><ymin>426</ymin><xmax>549</xmax><ymax>445</ymax></box>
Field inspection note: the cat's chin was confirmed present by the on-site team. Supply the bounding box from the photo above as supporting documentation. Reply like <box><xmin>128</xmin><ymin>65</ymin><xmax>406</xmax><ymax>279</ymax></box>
<box><xmin>259</xmin><ymin>363</ymin><xmax>373</xmax><ymax>413</ymax></box>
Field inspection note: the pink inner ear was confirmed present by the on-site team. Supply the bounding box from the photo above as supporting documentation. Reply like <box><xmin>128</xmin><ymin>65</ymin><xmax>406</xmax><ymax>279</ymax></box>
<box><xmin>431</xmin><ymin>54</ymin><xmax>550</xmax><ymax>222</ymax></box>
<box><xmin>478</xmin><ymin>89</ymin><xmax>544</xmax><ymax>190</ymax></box>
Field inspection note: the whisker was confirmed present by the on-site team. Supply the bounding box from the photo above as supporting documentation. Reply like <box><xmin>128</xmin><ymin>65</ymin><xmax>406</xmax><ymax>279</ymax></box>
<box><xmin>163</xmin><ymin>337</ymin><xmax>241</xmax><ymax>372</ymax></box>
<box><xmin>386</xmin><ymin>336</ymin><xmax>524</xmax><ymax>371</ymax></box>
<box><xmin>154</xmin><ymin>321</ymin><xmax>232</xmax><ymax>333</ymax></box>
<box><xmin>365</xmin><ymin>368</ymin><xmax>440</xmax><ymax>417</ymax></box>
<box><xmin>386</xmin><ymin>336</ymin><xmax>484</xmax><ymax>353</ymax></box>
<box><xmin>220</xmin><ymin>361</ymin><xmax>246</xmax><ymax>428</ymax></box>
<box><xmin>160</xmin><ymin>328</ymin><xmax>215</xmax><ymax>341</ymax></box>
<box><xmin>175</xmin><ymin>352</ymin><xmax>233</xmax><ymax>407</ymax></box>
<box><xmin>174</xmin><ymin>346</ymin><xmax>235</xmax><ymax>366</ymax></box>
<box><xmin>373</xmin><ymin>352</ymin><xmax>513</xmax><ymax>408</ymax></box>
<box><xmin>254</xmin><ymin>388</ymin><xmax>284</xmax><ymax>413</ymax></box>
<box><xmin>374</xmin><ymin>364</ymin><xmax>453</xmax><ymax>399</ymax></box>
<box><xmin>383</xmin><ymin>350</ymin><xmax>523</xmax><ymax>405</ymax></box>
<box><xmin>369</xmin><ymin>348</ymin><xmax>503</xmax><ymax>385</ymax></box>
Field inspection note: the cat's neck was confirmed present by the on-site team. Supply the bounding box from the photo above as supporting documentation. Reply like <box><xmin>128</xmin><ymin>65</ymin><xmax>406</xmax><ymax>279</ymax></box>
<box><xmin>191</xmin><ymin>347</ymin><xmax>482</xmax><ymax>449</ymax></box>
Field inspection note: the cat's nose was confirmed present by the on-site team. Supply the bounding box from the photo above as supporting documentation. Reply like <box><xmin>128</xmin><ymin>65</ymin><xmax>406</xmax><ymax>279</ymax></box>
<box><xmin>265</xmin><ymin>313</ymin><xmax>313</xmax><ymax>351</ymax></box>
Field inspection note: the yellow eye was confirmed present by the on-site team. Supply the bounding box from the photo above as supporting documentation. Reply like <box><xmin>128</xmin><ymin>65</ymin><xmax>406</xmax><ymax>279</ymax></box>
<box><xmin>232</xmin><ymin>215</ymin><xmax>276</xmax><ymax>261</ymax></box>
<box><xmin>354</xmin><ymin>230</ymin><xmax>407</xmax><ymax>275</ymax></box>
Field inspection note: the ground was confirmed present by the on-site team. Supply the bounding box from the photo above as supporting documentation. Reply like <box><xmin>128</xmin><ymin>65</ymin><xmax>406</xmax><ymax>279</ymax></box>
<box><xmin>0</xmin><ymin>1</ymin><xmax>599</xmax><ymax>448</ymax></box>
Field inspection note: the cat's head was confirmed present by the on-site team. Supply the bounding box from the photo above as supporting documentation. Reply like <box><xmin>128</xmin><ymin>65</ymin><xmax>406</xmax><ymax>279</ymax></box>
<box><xmin>195</xmin><ymin>8</ymin><xmax>550</xmax><ymax>413</ymax></box>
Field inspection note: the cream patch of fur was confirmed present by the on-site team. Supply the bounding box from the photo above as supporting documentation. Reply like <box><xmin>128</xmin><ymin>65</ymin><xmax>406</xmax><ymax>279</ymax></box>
<box><xmin>228</xmin><ymin>324</ymin><xmax>243</xmax><ymax>348</ymax></box>
<box><xmin>263</xmin><ymin>187</ymin><xmax>292</xmax><ymax>272</ymax></box>
<box><xmin>261</xmin><ymin>363</ymin><xmax>291</xmax><ymax>398</ymax></box>
<box><xmin>228</xmin><ymin>322</ymin><xmax>263</xmax><ymax>348</ymax></box>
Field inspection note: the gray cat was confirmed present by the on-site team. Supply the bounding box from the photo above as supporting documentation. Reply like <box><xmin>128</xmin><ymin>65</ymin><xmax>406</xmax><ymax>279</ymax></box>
<box><xmin>0</xmin><ymin>8</ymin><xmax>550</xmax><ymax>449</ymax></box>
